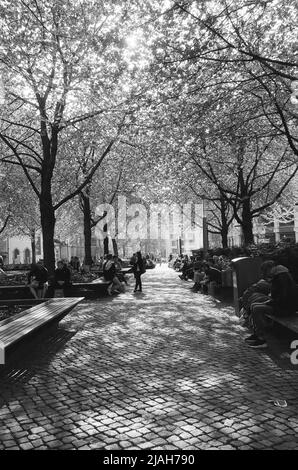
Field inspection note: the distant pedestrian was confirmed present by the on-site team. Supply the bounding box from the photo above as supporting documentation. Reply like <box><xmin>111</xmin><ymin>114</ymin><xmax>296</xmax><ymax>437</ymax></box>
<box><xmin>132</xmin><ymin>251</ymin><xmax>146</xmax><ymax>292</ymax></box>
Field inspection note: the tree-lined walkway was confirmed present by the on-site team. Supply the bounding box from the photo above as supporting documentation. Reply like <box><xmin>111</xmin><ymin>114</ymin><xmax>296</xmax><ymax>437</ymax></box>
<box><xmin>0</xmin><ymin>265</ymin><xmax>298</xmax><ymax>450</ymax></box>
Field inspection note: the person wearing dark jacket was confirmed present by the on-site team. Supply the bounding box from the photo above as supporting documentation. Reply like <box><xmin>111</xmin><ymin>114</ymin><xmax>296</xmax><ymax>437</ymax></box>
<box><xmin>54</xmin><ymin>261</ymin><xmax>72</xmax><ymax>296</ymax></box>
<box><xmin>132</xmin><ymin>251</ymin><xmax>145</xmax><ymax>292</ymax></box>
<box><xmin>245</xmin><ymin>265</ymin><xmax>298</xmax><ymax>348</ymax></box>
<box><xmin>27</xmin><ymin>261</ymin><xmax>48</xmax><ymax>299</ymax></box>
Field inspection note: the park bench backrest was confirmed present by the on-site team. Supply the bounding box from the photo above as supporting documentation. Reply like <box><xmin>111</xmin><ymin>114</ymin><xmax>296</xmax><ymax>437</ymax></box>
<box><xmin>231</xmin><ymin>257</ymin><xmax>263</xmax><ymax>316</ymax></box>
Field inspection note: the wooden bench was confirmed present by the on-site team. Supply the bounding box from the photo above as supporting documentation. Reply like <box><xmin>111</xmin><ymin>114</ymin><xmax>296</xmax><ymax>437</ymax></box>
<box><xmin>265</xmin><ymin>312</ymin><xmax>298</xmax><ymax>334</ymax></box>
<box><xmin>70</xmin><ymin>280</ymin><xmax>111</xmax><ymax>298</ymax></box>
<box><xmin>0</xmin><ymin>281</ymin><xmax>111</xmax><ymax>300</ymax></box>
<box><xmin>0</xmin><ymin>285</ymin><xmax>31</xmax><ymax>300</ymax></box>
<box><xmin>0</xmin><ymin>297</ymin><xmax>84</xmax><ymax>364</ymax></box>
<box><xmin>0</xmin><ymin>299</ymin><xmax>49</xmax><ymax>307</ymax></box>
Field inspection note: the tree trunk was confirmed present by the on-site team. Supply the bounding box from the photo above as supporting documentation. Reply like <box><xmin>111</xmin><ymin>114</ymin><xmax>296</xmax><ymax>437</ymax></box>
<box><xmin>241</xmin><ymin>198</ymin><xmax>254</xmax><ymax>246</ymax></box>
<box><xmin>221</xmin><ymin>227</ymin><xmax>229</xmax><ymax>249</ymax></box>
<box><xmin>112</xmin><ymin>238</ymin><xmax>118</xmax><ymax>256</ymax></box>
<box><xmin>30</xmin><ymin>228</ymin><xmax>36</xmax><ymax>264</ymax></box>
<box><xmin>103</xmin><ymin>223</ymin><xmax>109</xmax><ymax>255</ymax></box>
<box><xmin>81</xmin><ymin>193</ymin><xmax>93</xmax><ymax>266</ymax></box>
<box><xmin>40</xmin><ymin>197</ymin><xmax>56</xmax><ymax>277</ymax></box>
<box><xmin>39</xmin><ymin>117</ymin><xmax>57</xmax><ymax>278</ymax></box>
<box><xmin>219</xmin><ymin>195</ymin><xmax>229</xmax><ymax>249</ymax></box>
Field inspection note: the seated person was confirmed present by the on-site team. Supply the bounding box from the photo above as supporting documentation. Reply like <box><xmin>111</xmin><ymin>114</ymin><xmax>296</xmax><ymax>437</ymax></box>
<box><xmin>113</xmin><ymin>255</ymin><xmax>122</xmax><ymax>271</ymax></box>
<box><xmin>179</xmin><ymin>259</ymin><xmax>193</xmax><ymax>280</ymax></box>
<box><xmin>173</xmin><ymin>258</ymin><xmax>180</xmax><ymax>271</ymax></box>
<box><xmin>192</xmin><ymin>258</ymin><xmax>203</xmax><ymax>291</ymax></box>
<box><xmin>70</xmin><ymin>256</ymin><xmax>80</xmax><ymax>271</ymax></box>
<box><xmin>199</xmin><ymin>263</ymin><xmax>211</xmax><ymax>294</ymax></box>
<box><xmin>103</xmin><ymin>254</ymin><xmax>123</xmax><ymax>295</ymax></box>
<box><xmin>240</xmin><ymin>260</ymin><xmax>275</xmax><ymax>327</ymax></box>
<box><xmin>54</xmin><ymin>261</ymin><xmax>72</xmax><ymax>295</ymax></box>
<box><xmin>245</xmin><ymin>264</ymin><xmax>298</xmax><ymax>348</ymax></box>
<box><xmin>113</xmin><ymin>255</ymin><xmax>127</xmax><ymax>285</ymax></box>
<box><xmin>27</xmin><ymin>261</ymin><xmax>48</xmax><ymax>299</ymax></box>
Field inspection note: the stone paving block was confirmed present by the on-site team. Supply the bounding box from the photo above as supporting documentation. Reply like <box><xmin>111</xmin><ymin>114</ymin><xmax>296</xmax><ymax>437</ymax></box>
<box><xmin>19</xmin><ymin>442</ymin><xmax>35</xmax><ymax>450</ymax></box>
<box><xmin>1</xmin><ymin>266</ymin><xmax>298</xmax><ymax>450</ymax></box>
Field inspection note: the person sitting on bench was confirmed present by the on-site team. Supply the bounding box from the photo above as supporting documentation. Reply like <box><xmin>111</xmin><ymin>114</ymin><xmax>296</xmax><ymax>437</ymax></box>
<box><xmin>54</xmin><ymin>260</ymin><xmax>72</xmax><ymax>296</ymax></box>
<box><xmin>245</xmin><ymin>265</ymin><xmax>298</xmax><ymax>348</ymax></box>
<box><xmin>199</xmin><ymin>263</ymin><xmax>211</xmax><ymax>294</ymax></box>
<box><xmin>192</xmin><ymin>257</ymin><xmax>204</xmax><ymax>292</ymax></box>
<box><xmin>103</xmin><ymin>254</ymin><xmax>123</xmax><ymax>295</ymax></box>
<box><xmin>113</xmin><ymin>255</ymin><xmax>127</xmax><ymax>286</ymax></box>
<box><xmin>239</xmin><ymin>260</ymin><xmax>275</xmax><ymax>327</ymax></box>
<box><xmin>27</xmin><ymin>260</ymin><xmax>48</xmax><ymax>299</ymax></box>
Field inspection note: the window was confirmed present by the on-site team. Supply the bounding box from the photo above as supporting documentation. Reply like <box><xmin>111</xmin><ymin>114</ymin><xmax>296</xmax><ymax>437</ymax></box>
<box><xmin>13</xmin><ymin>248</ymin><xmax>20</xmax><ymax>263</ymax></box>
<box><xmin>24</xmin><ymin>248</ymin><xmax>31</xmax><ymax>264</ymax></box>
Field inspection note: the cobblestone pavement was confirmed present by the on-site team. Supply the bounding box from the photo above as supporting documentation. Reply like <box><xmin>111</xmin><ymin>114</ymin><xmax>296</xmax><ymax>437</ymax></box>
<box><xmin>0</xmin><ymin>265</ymin><xmax>298</xmax><ymax>450</ymax></box>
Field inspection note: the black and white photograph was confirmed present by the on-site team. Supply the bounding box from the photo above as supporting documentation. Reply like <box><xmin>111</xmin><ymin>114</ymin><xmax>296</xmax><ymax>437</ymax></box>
<box><xmin>0</xmin><ymin>0</ymin><xmax>298</xmax><ymax>455</ymax></box>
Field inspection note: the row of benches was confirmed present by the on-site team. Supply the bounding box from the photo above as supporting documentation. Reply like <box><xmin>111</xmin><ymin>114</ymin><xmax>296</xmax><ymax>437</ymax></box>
<box><xmin>0</xmin><ymin>279</ymin><xmax>111</xmax><ymax>300</ymax></box>
<box><xmin>0</xmin><ymin>268</ymin><xmax>134</xmax><ymax>301</ymax></box>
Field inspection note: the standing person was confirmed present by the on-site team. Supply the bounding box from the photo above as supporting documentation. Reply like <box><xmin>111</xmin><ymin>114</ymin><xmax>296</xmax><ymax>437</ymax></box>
<box><xmin>132</xmin><ymin>251</ymin><xmax>145</xmax><ymax>292</ymax></box>
<box><xmin>27</xmin><ymin>260</ymin><xmax>48</xmax><ymax>299</ymax></box>
<box><xmin>0</xmin><ymin>255</ymin><xmax>3</xmax><ymax>269</ymax></box>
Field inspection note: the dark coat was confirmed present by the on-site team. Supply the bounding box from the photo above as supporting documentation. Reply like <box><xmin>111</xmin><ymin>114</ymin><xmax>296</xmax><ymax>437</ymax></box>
<box><xmin>54</xmin><ymin>266</ymin><xmax>71</xmax><ymax>286</ymax></box>
<box><xmin>270</xmin><ymin>272</ymin><xmax>298</xmax><ymax>316</ymax></box>
<box><xmin>103</xmin><ymin>261</ymin><xmax>116</xmax><ymax>281</ymax></box>
<box><xmin>28</xmin><ymin>265</ymin><xmax>48</xmax><ymax>288</ymax></box>
<box><xmin>132</xmin><ymin>258</ymin><xmax>145</xmax><ymax>276</ymax></box>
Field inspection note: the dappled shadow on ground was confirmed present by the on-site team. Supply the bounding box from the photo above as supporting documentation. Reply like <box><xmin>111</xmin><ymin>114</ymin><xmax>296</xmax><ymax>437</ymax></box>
<box><xmin>0</xmin><ymin>265</ymin><xmax>297</xmax><ymax>449</ymax></box>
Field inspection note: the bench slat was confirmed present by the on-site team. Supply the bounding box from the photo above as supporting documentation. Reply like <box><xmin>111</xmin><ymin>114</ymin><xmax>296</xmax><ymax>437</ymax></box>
<box><xmin>0</xmin><ymin>298</ymin><xmax>82</xmax><ymax>335</ymax></box>
<box><xmin>0</xmin><ymin>298</ymin><xmax>84</xmax><ymax>348</ymax></box>
<box><xmin>1</xmin><ymin>304</ymin><xmax>72</xmax><ymax>339</ymax></box>
<box><xmin>0</xmin><ymin>304</ymin><xmax>77</xmax><ymax>341</ymax></box>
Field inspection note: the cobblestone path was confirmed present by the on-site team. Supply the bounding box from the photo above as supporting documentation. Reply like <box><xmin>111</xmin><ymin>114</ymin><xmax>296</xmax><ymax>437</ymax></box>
<box><xmin>0</xmin><ymin>265</ymin><xmax>298</xmax><ymax>450</ymax></box>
